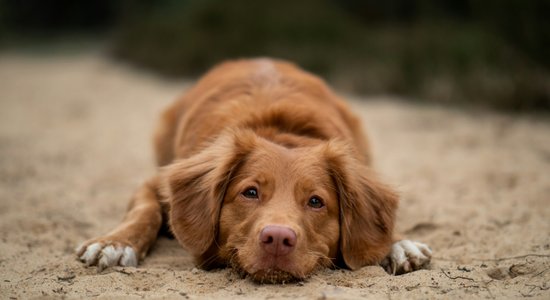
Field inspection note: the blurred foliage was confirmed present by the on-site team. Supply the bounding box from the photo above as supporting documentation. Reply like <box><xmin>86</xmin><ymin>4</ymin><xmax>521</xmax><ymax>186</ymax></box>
<box><xmin>0</xmin><ymin>0</ymin><xmax>115</xmax><ymax>33</ymax></box>
<box><xmin>110</xmin><ymin>0</ymin><xmax>358</xmax><ymax>76</ymax></box>
<box><xmin>1</xmin><ymin>0</ymin><xmax>549</xmax><ymax>111</ymax></box>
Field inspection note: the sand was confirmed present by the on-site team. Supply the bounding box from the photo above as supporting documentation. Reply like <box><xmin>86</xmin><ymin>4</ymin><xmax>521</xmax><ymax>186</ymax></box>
<box><xmin>0</xmin><ymin>50</ymin><xmax>549</xmax><ymax>299</ymax></box>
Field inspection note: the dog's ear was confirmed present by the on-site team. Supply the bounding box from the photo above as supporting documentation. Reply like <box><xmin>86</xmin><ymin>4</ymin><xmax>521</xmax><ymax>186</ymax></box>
<box><xmin>324</xmin><ymin>141</ymin><xmax>398</xmax><ymax>270</ymax></box>
<box><xmin>162</xmin><ymin>130</ymin><xmax>255</xmax><ymax>267</ymax></box>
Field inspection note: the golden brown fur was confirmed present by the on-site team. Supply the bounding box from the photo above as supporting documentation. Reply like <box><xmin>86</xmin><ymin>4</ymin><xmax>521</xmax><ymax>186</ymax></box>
<box><xmin>77</xmin><ymin>58</ymin><xmax>400</xmax><ymax>282</ymax></box>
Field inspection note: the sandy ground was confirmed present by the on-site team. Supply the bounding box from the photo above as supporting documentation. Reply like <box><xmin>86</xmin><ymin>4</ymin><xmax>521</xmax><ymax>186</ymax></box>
<box><xmin>0</xmin><ymin>50</ymin><xmax>549</xmax><ymax>299</ymax></box>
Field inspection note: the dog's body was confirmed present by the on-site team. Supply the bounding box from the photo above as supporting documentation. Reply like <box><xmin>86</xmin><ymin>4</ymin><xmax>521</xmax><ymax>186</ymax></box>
<box><xmin>77</xmin><ymin>59</ymin><xmax>431</xmax><ymax>282</ymax></box>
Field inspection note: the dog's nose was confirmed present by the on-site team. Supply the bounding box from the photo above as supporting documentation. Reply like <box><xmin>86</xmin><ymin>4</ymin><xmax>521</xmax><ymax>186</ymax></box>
<box><xmin>260</xmin><ymin>225</ymin><xmax>297</xmax><ymax>256</ymax></box>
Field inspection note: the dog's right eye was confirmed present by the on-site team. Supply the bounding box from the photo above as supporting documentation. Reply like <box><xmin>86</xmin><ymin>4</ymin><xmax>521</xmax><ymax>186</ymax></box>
<box><xmin>242</xmin><ymin>187</ymin><xmax>259</xmax><ymax>199</ymax></box>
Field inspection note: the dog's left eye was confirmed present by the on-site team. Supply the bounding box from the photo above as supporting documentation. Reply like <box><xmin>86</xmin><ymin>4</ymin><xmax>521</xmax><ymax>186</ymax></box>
<box><xmin>242</xmin><ymin>187</ymin><xmax>259</xmax><ymax>199</ymax></box>
<box><xmin>307</xmin><ymin>196</ymin><xmax>324</xmax><ymax>209</ymax></box>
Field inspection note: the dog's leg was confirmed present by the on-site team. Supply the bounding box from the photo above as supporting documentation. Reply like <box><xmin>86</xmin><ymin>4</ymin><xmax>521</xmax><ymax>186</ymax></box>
<box><xmin>380</xmin><ymin>238</ymin><xmax>432</xmax><ymax>275</ymax></box>
<box><xmin>76</xmin><ymin>176</ymin><xmax>163</xmax><ymax>270</ymax></box>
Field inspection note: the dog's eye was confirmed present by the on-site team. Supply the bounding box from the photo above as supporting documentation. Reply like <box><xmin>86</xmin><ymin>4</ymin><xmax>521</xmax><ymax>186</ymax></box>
<box><xmin>307</xmin><ymin>196</ymin><xmax>324</xmax><ymax>209</ymax></box>
<box><xmin>242</xmin><ymin>187</ymin><xmax>259</xmax><ymax>199</ymax></box>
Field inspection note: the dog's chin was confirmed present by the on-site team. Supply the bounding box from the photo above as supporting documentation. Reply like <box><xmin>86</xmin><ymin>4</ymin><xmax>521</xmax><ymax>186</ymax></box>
<box><xmin>248</xmin><ymin>268</ymin><xmax>301</xmax><ymax>284</ymax></box>
<box><xmin>229</xmin><ymin>258</ymin><xmax>304</xmax><ymax>284</ymax></box>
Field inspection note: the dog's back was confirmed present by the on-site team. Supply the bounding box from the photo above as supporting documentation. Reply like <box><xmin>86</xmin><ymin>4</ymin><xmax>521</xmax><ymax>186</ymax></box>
<box><xmin>153</xmin><ymin>58</ymin><xmax>371</xmax><ymax>167</ymax></box>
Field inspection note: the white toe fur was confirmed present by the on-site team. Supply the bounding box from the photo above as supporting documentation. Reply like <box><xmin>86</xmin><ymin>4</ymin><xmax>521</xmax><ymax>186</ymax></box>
<box><xmin>80</xmin><ymin>243</ymin><xmax>103</xmax><ymax>266</ymax></box>
<box><xmin>98</xmin><ymin>245</ymin><xmax>124</xmax><ymax>270</ymax></box>
<box><xmin>390</xmin><ymin>241</ymin><xmax>407</xmax><ymax>272</ymax></box>
<box><xmin>79</xmin><ymin>242</ymin><xmax>102</xmax><ymax>266</ymax></box>
<box><xmin>77</xmin><ymin>242</ymin><xmax>138</xmax><ymax>269</ymax></box>
<box><xmin>388</xmin><ymin>240</ymin><xmax>432</xmax><ymax>274</ymax></box>
<box><xmin>414</xmin><ymin>241</ymin><xmax>432</xmax><ymax>257</ymax></box>
<box><xmin>120</xmin><ymin>246</ymin><xmax>138</xmax><ymax>267</ymax></box>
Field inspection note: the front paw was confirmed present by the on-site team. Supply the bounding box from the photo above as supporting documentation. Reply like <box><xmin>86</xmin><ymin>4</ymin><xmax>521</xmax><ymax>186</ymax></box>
<box><xmin>381</xmin><ymin>240</ymin><xmax>432</xmax><ymax>275</ymax></box>
<box><xmin>76</xmin><ymin>238</ymin><xmax>138</xmax><ymax>271</ymax></box>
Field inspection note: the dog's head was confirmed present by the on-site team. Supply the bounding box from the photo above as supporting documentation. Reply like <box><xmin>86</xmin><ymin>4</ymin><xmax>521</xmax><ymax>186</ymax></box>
<box><xmin>164</xmin><ymin>129</ymin><xmax>397</xmax><ymax>282</ymax></box>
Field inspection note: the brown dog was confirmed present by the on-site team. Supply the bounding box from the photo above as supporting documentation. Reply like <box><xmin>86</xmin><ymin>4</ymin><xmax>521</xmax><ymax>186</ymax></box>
<box><xmin>76</xmin><ymin>58</ymin><xmax>431</xmax><ymax>282</ymax></box>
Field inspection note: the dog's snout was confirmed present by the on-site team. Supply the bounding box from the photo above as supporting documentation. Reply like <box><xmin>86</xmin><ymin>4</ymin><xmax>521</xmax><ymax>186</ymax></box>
<box><xmin>260</xmin><ymin>225</ymin><xmax>297</xmax><ymax>256</ymax></box>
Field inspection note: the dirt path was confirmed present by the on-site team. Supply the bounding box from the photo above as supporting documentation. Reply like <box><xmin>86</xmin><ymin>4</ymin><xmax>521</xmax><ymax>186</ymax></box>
<box><xmin>1</xmin><ymin>51</ymin><xmax>549</xmax><ymax>299</ymax></box>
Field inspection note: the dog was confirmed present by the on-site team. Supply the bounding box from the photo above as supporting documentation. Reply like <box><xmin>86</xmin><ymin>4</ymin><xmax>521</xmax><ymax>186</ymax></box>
<box><xmin>76</xmin><ymin>58</ymin><xmax>431</xmax><ymax>282</ymax></box>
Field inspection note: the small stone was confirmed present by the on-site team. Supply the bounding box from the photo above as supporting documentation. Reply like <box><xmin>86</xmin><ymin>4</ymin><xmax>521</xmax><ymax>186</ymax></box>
<box><xmin>457</xmin><ymin>266</ymin><xmax>472</xmax><ymax>272</ymax></box>
<box><xmin>509</xmin><ymin>264</ymin><xmax>533</xmax><ymax>277</ymax></box>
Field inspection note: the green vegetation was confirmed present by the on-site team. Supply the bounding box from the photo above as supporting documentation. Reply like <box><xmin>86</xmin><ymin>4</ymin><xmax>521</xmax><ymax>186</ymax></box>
<box><xmin>2</xmin><ymin>0</ymin><xmax>549</xmax><ymax>111</ymax></box>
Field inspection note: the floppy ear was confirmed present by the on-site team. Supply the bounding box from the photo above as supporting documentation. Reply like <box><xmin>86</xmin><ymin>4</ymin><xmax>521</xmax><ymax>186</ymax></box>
<box><xmin>162</xmin><ymin>130</ymin><xmax>255</xmax><ymax>267</ymax></box>
<box><xmin>324</xmin><ymin>141</ymin><xmax>398</xmax><ymax>270</ymax></box>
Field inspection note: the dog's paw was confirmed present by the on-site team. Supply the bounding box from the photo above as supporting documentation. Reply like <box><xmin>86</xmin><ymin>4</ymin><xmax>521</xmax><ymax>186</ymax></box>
<box><xmin>76</xmin><ymin>239</ymin><xmax>138</xmax><ymax>271</ymax></box>
<box><xmin>381</xmin><ymin>240</ymin><xmax>432</xmax><ymax>275</ymax></box>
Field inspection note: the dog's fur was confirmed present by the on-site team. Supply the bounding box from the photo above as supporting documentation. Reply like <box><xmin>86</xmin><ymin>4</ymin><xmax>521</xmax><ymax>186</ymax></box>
<box><xmin>76</xmin><ymin>58</ymin><xmax>431</xmax><ymax>282</ymax></box>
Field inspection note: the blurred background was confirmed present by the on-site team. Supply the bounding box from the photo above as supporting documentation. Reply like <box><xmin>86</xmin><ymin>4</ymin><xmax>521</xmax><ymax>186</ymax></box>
<box><xmin>1</xmin><ymin>0</ymin><xmax>549</xmax><ymax>111</ymax></box>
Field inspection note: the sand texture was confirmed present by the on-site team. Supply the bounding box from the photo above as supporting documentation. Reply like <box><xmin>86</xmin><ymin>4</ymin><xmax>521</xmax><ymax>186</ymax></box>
<box><xmin>1</xmin><ymin>51</ymin><xmax>549</xmax><ymax>299</ymax></box>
